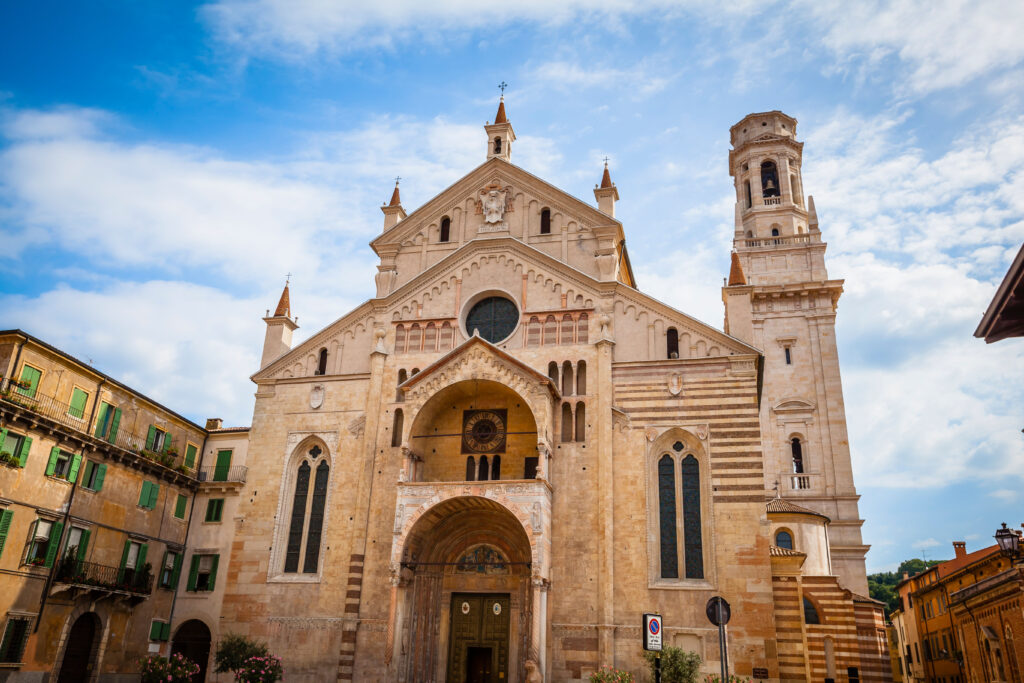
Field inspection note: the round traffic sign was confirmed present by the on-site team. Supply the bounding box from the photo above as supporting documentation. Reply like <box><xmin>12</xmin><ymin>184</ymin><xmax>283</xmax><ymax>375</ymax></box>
<box><xmin>706</xmin><ymin>596</ymin><xmax>731</xmax><ymax>626</ymax></box>
<box><xmin>649</xmin><ymin>618</ymin><xmax>660</xmax><ymax>635</ymax></box>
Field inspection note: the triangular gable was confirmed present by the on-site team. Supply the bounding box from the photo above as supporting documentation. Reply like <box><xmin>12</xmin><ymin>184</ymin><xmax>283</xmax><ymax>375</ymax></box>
<box><xmin>400</xmin><ymin>334</ymin><xmax>560</xmax><ymax>400</ymax></box>
<box><xmin>370</xmin><ymin>157</ymin><xmax>621</xmax><ymax>253</ymax></box>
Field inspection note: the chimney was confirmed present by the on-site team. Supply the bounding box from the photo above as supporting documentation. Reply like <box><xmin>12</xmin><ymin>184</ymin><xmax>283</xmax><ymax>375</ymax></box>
<box><xmin>902</xmin><ymin>572</ymin><xmax>909</xmax><ymax>580</ymax></box>
<box><xmin>953</xmin><ymin>541</ymin><xmax>966</xmax><ymax>559</ymax></box>
<box><xmin>205</xmin><ymin>418</ymin><xmax>223</xmax><ymax>430</ymax></box>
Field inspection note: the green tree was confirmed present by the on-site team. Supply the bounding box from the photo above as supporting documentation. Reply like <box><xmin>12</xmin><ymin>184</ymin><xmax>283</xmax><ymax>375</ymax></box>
<box><xmin>215</xmin><ymin>633</ymin><xmax>269</xmax><ymax>674</ymax></box>
<box><xmin>644</xmin><ymin>647</ymin><xmax>702</xmax><ymax>683</ymax></box>
<box><xmin>867</xmin><ymin>557</ymin><xmax>944</xmax><ymax>616</ymax></box>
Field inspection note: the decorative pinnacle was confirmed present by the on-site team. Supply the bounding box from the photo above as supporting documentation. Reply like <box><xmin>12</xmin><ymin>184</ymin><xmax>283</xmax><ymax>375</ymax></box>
<box><xmin>498</xmin><ymin>81</ymin><xmax>507</xmax><ymax>95</ymax></box>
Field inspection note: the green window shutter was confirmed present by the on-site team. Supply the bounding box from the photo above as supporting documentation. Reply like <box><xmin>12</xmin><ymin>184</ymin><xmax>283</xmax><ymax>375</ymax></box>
<box><xmin>19</xmin><ymin>366</ymin><xmax>40</xmax><ymax>397</ymax></box>
<box><xmin>164</xmin><ymin>434</ymin><xmax>173</xmax><ymax>454</ymax></box>
<box><xmin>93</xmin><ymin>464</ymin><xmax>107</xmax><ymax>492</ymax></box>
<box><xmin>145</xmin><ymin>426</ymin><xmax>156</xmax><ymax>451</ymax></box>
<box><xmin>149</xmin><ymin>620</ymin><xmax>162</xmax><ymax>641</ymax></box>
<box><xmin>139</xmin><ymin>482</ymin><xmax>150</xmax><ymax>507</ymax></box>
<box><xmin>161</xmin><ymin>622</ymin><xmax>171</xmax><ymax>641</ymax></box>
<box><xmin>75</xmin><ymin>529</ymin><xmax>90</xmax><ymax>570</ymax></box>
<box><xmin>69</xmin><ymin>388</ymin><xmax>88</xmax><ymax>419</ymax></box>
<box><xmin>205</xmin><ymin>500</ymin><xmax>215</xmax><ymax>522</ymax></box>
<box><xmin>45</xmin><ymin>447</ymin><xmax>60</xmax><ymax>476</ymax></box>
<box><xmin>148</xmin><ymin>483</ymin><xmax>160</xmax><ymax>509</ymax></box>
<box><xmin>208</xmin><ymin>554</ymin><xmax>219</xmax><ymax>591</ymax></box>
<box><xmin>43</xmin><ymin>522</ymin><xmax>64</xmax><ymax>568</ymax></box>
<box><xmin>108</xmin><ymin>409</ymin><xmax>121</xmax><ymax>443</ymax></box>
<box><xmin>174</xmin><ymin>494</ymin><xmax>187</xmax><ymax>520</ymax></box>
<box><xmin>68</xmin><ymin>454</ymin><xmax>82</xmax><ymax>483</ymax></box>
<box><xmin>136</xmin><ymin>543</ymin><xmax>148</xmax><ymax>572</ymax></box>
<box><xmin>81</xmin><ymin>461</ymin><xmax>94</xmax><ymax>488</ymax></box>
<box><xmin>184</xmin><ymin>444</ymin><xmax>197</xmax><ymax>468</ymax></box>
<box><xmin>17</xmin><ymin>437</ymin><xmax>32</xmax><ymax>467</ymax></box>
<box><xmin>0</xmin><ymin>429</ymin><xmax>7</xmax><ymax>455</ymax></box>
<box><xmin>0</xmin><ymin>510</ymin><xmax>13</xmax><ymax>558</ymax></box>
<box><xmin>214</xmin><ymin>450</ymin><xmax>232</xmax><ymax>481</ymax></box>
<box><xmin>187</xmin><ymin>555</ymin><xmax>200</xmax><ymax>591</ymax></box>
<box><xmin>171</xmin><ymin>552</ymin><xmax>183</xmax><ymax>588</ymax></box>
<box><xmin>94</xmin><ymin>402</ymin><xmax>109</xmax><ymax>437</ymax></box>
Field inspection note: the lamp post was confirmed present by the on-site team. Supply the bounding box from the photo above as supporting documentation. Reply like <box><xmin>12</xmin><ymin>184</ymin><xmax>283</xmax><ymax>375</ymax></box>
<box><xmin>994</xmin><ymin>522</ymin><xmax>1020</xmax><ymax>559</ymax></box>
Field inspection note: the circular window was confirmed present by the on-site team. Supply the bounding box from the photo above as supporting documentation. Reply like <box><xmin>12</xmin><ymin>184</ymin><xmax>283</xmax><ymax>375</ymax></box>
<box><xmin>465</xmin><ymin>296</ymin><xmax>518</xmax><ymax>344</ymax></box>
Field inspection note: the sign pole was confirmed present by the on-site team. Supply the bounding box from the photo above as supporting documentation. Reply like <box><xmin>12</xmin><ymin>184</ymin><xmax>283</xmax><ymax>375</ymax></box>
<box><xmin>655</xmin><ymin>651</ymin><xmax>661</xmax><ymax>683</ymax></box>
<box><xmin>707</xmin><ymin>597</ymin><xmax>731</xmax><ymax>683</ymax></box>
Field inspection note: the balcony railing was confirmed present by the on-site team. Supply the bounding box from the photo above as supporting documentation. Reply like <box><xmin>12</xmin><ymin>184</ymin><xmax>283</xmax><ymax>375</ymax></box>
<box><xmin>778</xmin><ymin>471</ymin><xmax>821</xmax><ymax>493</ymax></box>
<box><xmin>762</xmin><ymin>196</ymin><xmax>783</xmax><ymax>206</ymax></box>
<box><xmin>0</xmin><ymin>377</ymin><xmax>191</xmax><ymax>479</ymax></box>
<box><xmin>198</xmin><ymin>465</ymin><xmax>248</xmax><ymax>483</ymax></box>
<box><xmin>743</xmin><ymin>234</ymin><xmax>815</xmax><ymax>249</ymax></box>
<box><xmin>54</xmin><ymin>558</ymin><xmax>153</xmax><ymax>596</ymax></box>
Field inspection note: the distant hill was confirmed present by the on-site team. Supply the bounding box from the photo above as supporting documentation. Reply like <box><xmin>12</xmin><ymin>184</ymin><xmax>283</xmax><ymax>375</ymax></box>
<box><xmin>868</xmin><ymin>558</ymin><xmax>943</xmax><ymax>616</ymax></box>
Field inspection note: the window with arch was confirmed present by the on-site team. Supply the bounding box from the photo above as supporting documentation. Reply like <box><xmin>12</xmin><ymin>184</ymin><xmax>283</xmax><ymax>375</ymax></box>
<box><xmin>439</xmin><ymin>322</ymin><xmax>454</xmax><ymax>350</ymax></box>
<box><xmin>761</xmin><ymin>160</ymin><xmax>780</xmax><ymax>197</ymax></box>
<box><xmin>543</xmin><ymin>316</ymin><xmax>558</xmax><ymax>345</ymax></box>
<box><xmin>316</xmin><ymin>348</ymin><xmax>328</xmax><ymax>376</ymax></box>
<box><xmin>576</xmin><ymin>360</ymin><xmax>587</xmax><ymax>395</ymax></box>
<box><xmin>776</xmin><ymin>530</ymin><xmax>794</xmax><ymax>550</ymax></box>
<box><xmin>540</xmin><ymin>208</ymin><xmax>551</xmax><ymax>234</ymax></box>
<box><xmin>656</xmin><ymin>442</ymin><xmax>705</xmax><ymax>580</ymax></box>
<box><xmin>560</xmin><ymin>314</ymin><xmax>574</xmax><ymax>344</ymax></box>
<box><xmin>547</xmin><ymin>361</ymin><xmax>559</xmax><ymax>384</ymax></box>
<box><xmin>423</xmin><ymin>323</ymin><xmax>437</xmax><ymax>352</ymax></box>
<box><xmin>392</xmin><ymin>409</ymin><xmax>404</xmax><ymax>447</ymax></box>
<box><xmin>395</xmin><ymin>325</ymin><xmax>406</xmax><ymax>354</ymax></box>
<box><xmin>744</xmin><ymin>180</ymin><xmax>752</xmax><ymax>209</ymax></box>
<box><xmin>526</xmin><ymin>317</ymin><xmax>541</xmax><ymax>348</ymax></box>
<box><xmin>667</xmin><ymin>327</ymin><xmax>679</xmax><ymax>359</ymax></box>
<box><xmin>791</xmin><ymin>437</ymin><xmax>804</xmax><ymax>474</ymax></box>
<box><xmin>465</xmin><ymin>456</ymin><xmax>476</xmax><ymax>481</ymax></box>
<box><xmin>562</xmin><ymin>361</ymin><xmax>574</xmax><ymax>396</ymax></box>
<box><xmin>491</xmin><ymin>454</ymin><xmax>501</xmax><ymax>480</ymax></box>
<box><xmin>408</xmin><ymin>324</ymin><xmax>422</xmax><ymax>352</ymax></box>
<box><xmin>439</xmin><ymin>216</ymin><xmax>451</xmax><ymax>243</ymax></box>
<box><xmin>561</xmin><ymin>402</ymin><xmax>573</xmax><ymax>442</ymax></box>
<box><xmin>574</xmin><ymin>402</ymin><xmax>586</xmax><ymax>442</ymax></box>
<box><xmin>396</xmin><ymin>369</ymin><xmax>407</xmax><ymax>402</ymax></box>
<box><xmin>478</xmin><ymin>455</ymin><xmax>489</xmax><ymax>481</ymax></box>
<box><xmin>493</xmin><ymin>137</ymin><xmax>502</xmax><ymax>154</ymax></box>
<box><xmin>803</xmin><ymin>596</ymin><xmax>820</xmax><ymax>624</ymax></box>
<box><xmin>283</xmin><ymin>444</ymin><xmax>329</xmax><ymax>574</ymax></box>
<box><xmin>771</xmin><ymin>227</ymin><xmax>780</xmax><ymax>237</ymax></box>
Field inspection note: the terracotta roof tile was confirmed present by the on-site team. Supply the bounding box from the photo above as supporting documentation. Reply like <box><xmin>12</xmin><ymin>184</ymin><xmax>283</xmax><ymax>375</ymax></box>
<box><xmin>728</xmin><ymin>252</ymin><xmax>747</xmax><ymax>286</ymax></box>
<box><xmin>766</xmin><ymin>496</ymin><xmax>830</xmax><ymax>521</ymax></box>
<box><xmin>274</xmin><ymin>283</ymin><xmax>291</xmax><ymax>318</ymax></box>
<box><xmin>494</xmin><ymin>97</ymin><xmax>507</xmax><ymax>124</ymax></box>
<box><xmin>600</xmin><ymin>162</ymin><xmax>613</xmax><ymax>189</ymax></box>
<box><xmin>388</xmin><ymin>182</ymin><xmax>402</xmax><ymax>207</ymax></box>
<box><xmin>770</xmin><ymin>545</ymin><xmax>805</xmax><ymax>557</ymax></box>
<box><xmin>937</xmin><ymin>544</ymin><xmax>1000</xmax><ymax>578</ymax></box>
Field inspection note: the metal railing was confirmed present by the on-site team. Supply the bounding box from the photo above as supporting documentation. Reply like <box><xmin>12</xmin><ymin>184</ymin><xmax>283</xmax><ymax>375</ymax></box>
<box><xmin>198</xmin><ymin>465</ymin><xmax>248</xmax><ymax>483</ymax></box>
<box><xmin>54</xmin><ymin>559</ymin><xmax>153</xmax><ymax>595</ymax></box>
<box><xmin>0</xmin><ymin>377</ymin><xmax>186</xmax><ymax>473</ymax></box>
<box><xmin>743</xmin><ymin>234</ymin><xmax>815</xmax><ymax>248</ymax></box>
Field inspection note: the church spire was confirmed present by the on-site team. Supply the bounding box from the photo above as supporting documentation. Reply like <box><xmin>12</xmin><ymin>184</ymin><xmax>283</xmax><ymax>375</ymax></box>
<box><xmin>593</xmin><ymin>157</ymin><xmax>619</xmax><ymax>217</ymax></box>
<box><xmin>274</xmin><ymin>276</ymin><xmax>292</xmax><ymax>317</ymax></box>
<box><xmin>261</xmin><ymin>276</ymin><xmax>299</xmax><ymax>369</ymax></box>
<box><xmin>381</xmin><ymin>176</ymin><xmax>407</xmax><ymax>231</ymax></box>
<box><xmin>485</xmin><ymin>84</ymin><xmax>515</xmax><ymax>162</ymax></box>
<box><xmin>727</xmin><ymin>252</ymin><xmax>747</xmax><ymax>286</ymax></box>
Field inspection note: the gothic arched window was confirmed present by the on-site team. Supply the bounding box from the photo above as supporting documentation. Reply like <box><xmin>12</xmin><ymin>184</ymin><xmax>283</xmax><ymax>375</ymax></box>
<box><xmin>540</xmin><ymin>208</ymin><xmax>551</xmax><ymax>234</ymax></box>
<box><xmin>658</xmin><ymin>454</ymin><xmax>679</xmax><ymax>579</ymax></box>
<box><xmin>803</xmin><ymin>596</ymin><xmax>820</xmax><ymax>625</ymax></box>
<box><xmin>316</xmin><ymin>348</ymin><xmax>328</xmax><ymax>375</ymax></box>
<box><xmin>776</xmin><ymin>530</ymin><xmax>794</xmax><ymax>550</ymax></box>
<box><xmin>680</xmin><ymin>454</ymin><xmax>704</xmax><ymax>579</ymax></box>
<box><xmin>440</xmin><ymin>216</ymin><xmax>451</xmax><ymax>243</ymax></box>
<box><xmin>283</xmin><ymin>444</ymin><xmax>328</xmax><ymax>574</ymax></box>
<box><xmin>667</xmin><ymin>328</ymin><xmax>679</xmax><ymax>359</ymax></box>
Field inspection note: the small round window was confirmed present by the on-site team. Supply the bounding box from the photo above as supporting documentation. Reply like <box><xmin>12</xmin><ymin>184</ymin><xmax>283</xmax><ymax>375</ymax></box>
<box><xmin>465</xmin><ymin>296</ymin><xmax>518</xmax><ymax>344</ymax></box>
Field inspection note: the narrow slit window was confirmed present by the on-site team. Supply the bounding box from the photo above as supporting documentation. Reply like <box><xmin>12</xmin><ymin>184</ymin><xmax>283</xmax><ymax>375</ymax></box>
<box><xmin>439</xmin><ymin>216</ymin><xmax>451</xmax><ymax>243</ymax></box>
<box><xmin>791</xmin><ymin>438</ymin><xmax>804</xmax><ymax>474</ymax></box>
<box><xmin>316</xmin><ymin>348</ymin><xmax>328</xmax><ymax>375</ymax></box>
<box><xmin>491</xmin><ymin>454</ymin><xmax>501</xmax><ymax>480</ymax></box>
<box><xmin>540</xmin><ymin>208</ymin><xmax>551</xmax><ymax>234</ymax></box>
<box><xmin>466</xmin><ymin>456</ymin><xmax>476</xmax><ymax>481</ymax></box>
<box><xmin>658</xmin><ymin>455</ymin><xmax>678</xmax><ymax>579</ymax></box>
<box><xmin>392</xmin><ymin>409</ymin><xmax>404</xmax><ymax>447</ymax></box>
<box><xmin>681</xmin><ymin>454</ymin><xmax>704</xmax><ymax>579</ymax></box>
<box><xmin>283</xmin><ymin>462</ymin><xmax>310</xmax><ymax>573</ymax></box>
<box><xmin>303</xmin><ymin>460</ymin><xmax>329</xmax><ymax>573</ymax></box>
<box><xmin>478</xmin><ymin>455</ymin><xmax>489</xmax><ymax>481</ymax></box>
<box><xmin>561</xmin><ymin>403</ymin><xmax>573</xmax><ymax>442</ymax></box>
<box><xmin>575</xmin><ymin>402</ymin><xmax>586</xmax><ymax>442</ymax></box>
<box><xmin>667</xmin><ymin>328</ymin><xmax>679</xmax><ymax>359</ymax></box>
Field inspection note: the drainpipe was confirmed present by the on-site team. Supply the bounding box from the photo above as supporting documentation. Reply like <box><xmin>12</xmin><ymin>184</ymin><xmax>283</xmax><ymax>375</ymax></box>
<box><xmin>164</xmin><ymin>430</ymin><xmax>209</xmax><ymax>653</ymax></box>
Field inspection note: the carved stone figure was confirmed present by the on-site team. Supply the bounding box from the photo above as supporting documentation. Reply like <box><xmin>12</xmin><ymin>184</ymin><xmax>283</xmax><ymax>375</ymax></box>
<box><xmin>524</xmin><ymin>659</ymin><xmax>543</xmax><ymax>683</ymax></box>
<box><xmin>482</xmin><ymin>189</ymin><xmax>507</xmax><ymax>224</ymax></box>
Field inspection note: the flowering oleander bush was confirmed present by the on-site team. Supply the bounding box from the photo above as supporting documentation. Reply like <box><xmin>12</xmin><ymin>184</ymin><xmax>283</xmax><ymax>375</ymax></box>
<box><xmin>139</xmin><ymin>653</ymin><xmax>200</xmax><ymax>683</ymax></box>
<box><xmin>235</xmin><ymin>654</ymin><xmax>283</xmax><ymax>683</ymax></box>
<box><xmin>590</xmin><ymin>664</ymin><xmax>635</xmax><ymax>682</ymax></box>
<box><xmin>216</xmin><ymin>633</ymin><xmax>269</xmax><ymax>674</ymax></box>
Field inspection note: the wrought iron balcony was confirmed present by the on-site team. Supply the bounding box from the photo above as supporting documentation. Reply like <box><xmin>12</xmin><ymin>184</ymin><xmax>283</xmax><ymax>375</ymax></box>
<box><xmin>53</xmin><ymin>559</ymin><xmax>153</xmax><ymax>597</ymax></box>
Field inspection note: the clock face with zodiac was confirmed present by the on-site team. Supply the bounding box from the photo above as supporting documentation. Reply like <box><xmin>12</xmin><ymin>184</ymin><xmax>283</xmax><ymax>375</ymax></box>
<box><xmin>461</xmin><ymin>409</ymin><xmax>507</xmax><ymax>454</ymax></box>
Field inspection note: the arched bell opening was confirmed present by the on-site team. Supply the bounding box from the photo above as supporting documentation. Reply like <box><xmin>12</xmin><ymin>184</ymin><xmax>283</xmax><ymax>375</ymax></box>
<box><xmin>395</xmin><ymin>496</ymin><xmax>537</xmax><ymax>683</ymax></box>
<box><xmin>406</xmin><ymin>379</ymin><xmax>541</xmax><ymax>483</ymax></box>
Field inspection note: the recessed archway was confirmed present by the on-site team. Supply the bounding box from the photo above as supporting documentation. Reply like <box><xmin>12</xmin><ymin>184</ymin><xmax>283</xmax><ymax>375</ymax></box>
<box><xmin>171</xmin><ymin>619</ymin><xmax>212</xmax><ymax>683</ymax></box>
<box><xmin>56</xmin><ymin>612</ymin><xmax>101</xmax><ymax>683</ymax></box>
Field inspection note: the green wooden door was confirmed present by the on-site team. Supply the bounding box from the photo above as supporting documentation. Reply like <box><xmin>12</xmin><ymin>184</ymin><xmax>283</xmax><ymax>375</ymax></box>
<box><xmin>213</xmin><ymin>450</ymin><xmax>232</xmax><ymax>481</ymax></box>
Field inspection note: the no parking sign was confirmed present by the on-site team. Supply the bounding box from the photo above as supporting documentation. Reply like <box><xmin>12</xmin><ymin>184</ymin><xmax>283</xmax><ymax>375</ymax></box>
<box><xmin>643</xmin><ymin>613</ymin><xmax>662</xmax><ymax>651</ymax></box>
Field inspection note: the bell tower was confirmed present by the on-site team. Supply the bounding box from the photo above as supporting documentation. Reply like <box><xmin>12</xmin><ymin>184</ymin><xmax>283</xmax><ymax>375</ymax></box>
<box><xmin>485</xmin><ymin>93</ymin><xmax>515</xmax><ymax>162</ymax></box>
<box><xmin>722</xmin><ymin>111</ymin><xmax>869</xmax><ymax>595</ymax></box>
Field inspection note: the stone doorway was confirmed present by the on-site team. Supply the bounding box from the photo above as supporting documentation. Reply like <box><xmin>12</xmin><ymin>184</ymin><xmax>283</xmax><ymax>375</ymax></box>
<box><xmin>447</xmin><ymin>593</ymin><xmax>510</xmax><ymax>683</ymax></box>
<box><xmin>56</xmin><ymin>612</ymin><xmax>99</xmax><ymax>683</ymax></box>
<box><xmin>171</xmin><ymin>619</ymin><xmax>212</xmax><ymax>682</ymax></box>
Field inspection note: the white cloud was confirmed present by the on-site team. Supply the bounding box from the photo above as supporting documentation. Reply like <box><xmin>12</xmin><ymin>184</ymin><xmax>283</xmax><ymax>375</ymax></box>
<box><xmin>529</xmin><ymin>61</ymin><xmax>671</xmax><ymax>98</ymax></box>
<box><xmin>912</xmin><ymin>538</ymin><xmax>941</xmax><ymax>549</ymax></box>
<box><xmin>991</xmin><ymin>489</ymin><xmax>1019</xmax><ymax>502</ymax></box>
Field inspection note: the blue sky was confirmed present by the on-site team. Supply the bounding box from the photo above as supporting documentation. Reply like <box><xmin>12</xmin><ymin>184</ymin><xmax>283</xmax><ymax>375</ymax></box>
<box><xmin>1</xmin><ymin>0</ymin><xmax>1022</xmax><ymax>573</ymax></box>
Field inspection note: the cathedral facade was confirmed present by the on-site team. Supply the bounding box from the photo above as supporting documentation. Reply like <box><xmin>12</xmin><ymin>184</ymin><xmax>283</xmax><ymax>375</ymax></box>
<box><xmin>217</xmin><ymin>102</ymin><xmax>889</xmax><ymax>683</ymax></box>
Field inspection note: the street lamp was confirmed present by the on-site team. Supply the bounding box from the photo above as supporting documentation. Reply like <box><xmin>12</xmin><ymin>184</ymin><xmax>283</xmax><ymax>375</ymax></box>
<box><xmin>994</xmin><ymin>522</ymin><xmax>1020</xmax><ymax>558</ymax></box>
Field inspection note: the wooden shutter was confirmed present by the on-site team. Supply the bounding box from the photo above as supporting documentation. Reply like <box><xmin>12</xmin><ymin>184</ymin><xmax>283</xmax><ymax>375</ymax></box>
<box><xmin>45</xmin><ymin>447</ymin><xmax>60</xmax><ymax>476</ymax></box>
<box><xmin>17</xmin><ymin>437</ymin><xmax>31</xmax><ymax>467</ymax></box>
<box><xmin>75</xmin><ymin>529</ymin><xmax>90</xmax><ymax>571</ymax></box>
<box><xmin>43</xmin><ymin>522</ymin><xmax>64</xmax><ymax>568</ymax></box>
<box><xmin>81</xmin><ymin>461</ymin><xmax>94</xmax><ymax>488</ymax></box>
<box><xmin>149</xmin><ymin>620</ymin><xmax>162</xmax><ymax>641</ymax></box>
<box><xmin>69</xmin><ymin>388</ymin><xmax>88</xmax><ymax>419</ymax></box>
<box><xmin>171</xmin><ymin>552</ymin><xmax>183</xmax><ymax>589</ymax></box>
<box><xmin>214</xmin><ymin>450</ymin><xmax>232</xmax><ymax>481</ymax></box>
<box><xmin>185</xmin><ymin>444</ymin><xmax>197</xmax><ymax>468</ymax></box>
<box><xmin>145</xmin><ymin>426</ymin><xmax>157</xmax><ymax>451</ymax></box>
<box><xmin>0</xmin><ymin>429</ymin><xmax>8</xmax><ymax>454</ymax></box>
<box><xmin>19</xmin><ymin>365</ymin><xmax>40</xmax><ymax>397</ymax></box>
<box><xmin>187</xmin><ymin>555</ymin><xmax>200</xmax><ymax>591</ymax></box>
<box><xmin>93</xmin><ymin>464</ymin><xmax>107</xmax><ymax>491</ymax></box>
<box><xmin>164</xmin><ymin>433</ymin><xmax>173</xmax><ymax>454</ymax></box>
<box><xmin>108</xmin><ymin>409</ymin><xmax>121</xmax><ymax>443</ymax></box>
<box><xmin>160</xmin><ymin>622</ymin><xmax>170</xmax><ymax>641</ymax></box>
<box><xmin>94</xmin><ymin>402</ymin><xmax>109</xmax><ymax>437</ymax></box>
<box><xmin>117</xmin><ymin>540</ymin><xmax>131</xmax><ymax>582</ymax></box>
<box><xmin>208</xmin><ymin>554</ymin><xmax>219</xmax><ymax>590</ymax></box>
<box><xmin>136</xmin><ymin>543</ymin><xmax>148</xmax><ymax>573</ymax></box>
<box><xmin>147</xmin><ymin>483</ymin><xmax>159</xmax><ymax>509</ymax></box>
<box><xmin>175</xmin><ymin>494</ymin><xmax>187</xmax><ymax>519</ymax></box>
<box><xmin>139</xmin><ymin>482</ymin><xmax>150</xmax><ymax>507</ymax></box>
<box><xmin>68</xmin><ymin>454</ymin><xmax>82</xmax><ymax>483</ymax></box>
<box><xmin>0</xmin><ymin>510</ymin><xmax>12</xmax><ymax>558</ymax></box>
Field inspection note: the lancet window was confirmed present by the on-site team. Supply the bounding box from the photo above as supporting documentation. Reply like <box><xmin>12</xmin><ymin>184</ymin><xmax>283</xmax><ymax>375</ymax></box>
<box><xmin>283</xmin><ymin>444</ymin><xmax>330</xmax><ymax>574</ymax></box>
<box><xmin>440</xmin><ymin>216</ymin><xmax>451</xmax><ymax>242</ymax></box>
<box><xmin>656</xmin><ymin>442</ymin><xmax>705</xmax><ymax>580</ymax></box>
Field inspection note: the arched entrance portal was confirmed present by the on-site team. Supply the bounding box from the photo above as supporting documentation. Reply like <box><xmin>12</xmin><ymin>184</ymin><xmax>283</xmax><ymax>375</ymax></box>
<box><xmin>171</xmin><ymin>619</ymin><xmax>212</xmax><ymax>682</ymax></box>
<box><xmin>395</xmin><ymin>496</ymin><xmax>538</xmax><ymax>683</ymax></box>
<box><xmin>56</xmin><ymin>612</ymin><xmax>100</xmax><ymax>683</ymax></box>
